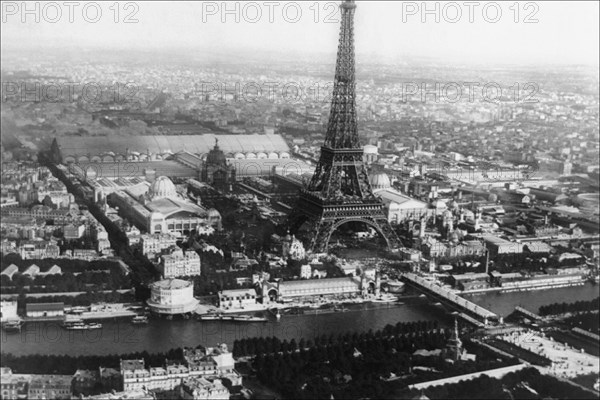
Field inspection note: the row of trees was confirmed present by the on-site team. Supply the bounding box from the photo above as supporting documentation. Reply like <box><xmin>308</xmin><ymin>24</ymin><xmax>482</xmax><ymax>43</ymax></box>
<box><xmin>564</xmin><ymin>311</ymin><xmax>600</xmax><ymax>334</ymax></box>
<box><xmin>15</xmin><ymin>290</ymin><xmax>135</xmax><ymax>310</ymax></box>
<box><xmin>539</xmin><ymin>296</ymin><xmax>599</xmax><ymax>316</ymax></box>
<box><xmin>233</xmin><ymin>320</ymin><xmax>443</xmax><ymax>358</ymax></box>
<box><xmin>1</xmin><ymin>270</ymin><xmax>129</xmax><ymax>294</ymax></box>
<box><xmin>230</xmin><ymin>320</ymin><xmax>524</xmax><ymax>399</ymax></box>
<box><xmin>0</xmin><ymin>255</ymin><xmax>122</xmax><ymax>274</ymax></box>
<box><xmin>251</xmin><ymin>330</ymin><xmax>516</xmax><ymax>399</ymax></box>
<box><xmin>1</xmin><ymin>347</ymin><xmax>185</xmax><ymax>375</ymax></box>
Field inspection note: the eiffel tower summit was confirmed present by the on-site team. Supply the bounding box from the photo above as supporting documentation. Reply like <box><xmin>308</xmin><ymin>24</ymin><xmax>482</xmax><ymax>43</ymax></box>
<box><xmin>286</xmin><ymin>0</ymin><xmax>400</xmax><ymax>253</ymax></box>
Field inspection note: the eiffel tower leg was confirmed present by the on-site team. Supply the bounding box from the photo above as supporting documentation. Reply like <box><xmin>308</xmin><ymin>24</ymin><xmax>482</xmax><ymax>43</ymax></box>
<box><xmin>285</xmin><ymin>208</ymin><xmax>303</xmax><ymax>233</ymax></box>
<box><xmin>309</xmin><ymin>219</ymin><xmax>335</xmax><ymax>253</ymax></box>
<box><xmin>371</xmin><ymin>215</ymin><xmax>401</xmax><ymax>249</ymax></box>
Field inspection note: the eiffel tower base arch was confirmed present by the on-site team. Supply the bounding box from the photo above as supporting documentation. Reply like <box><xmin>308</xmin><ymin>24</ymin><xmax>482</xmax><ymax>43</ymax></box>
<box><xmin>287</xmin><ymin>204</ymin><xmax>401</xmax><ymax>254</ymax></box>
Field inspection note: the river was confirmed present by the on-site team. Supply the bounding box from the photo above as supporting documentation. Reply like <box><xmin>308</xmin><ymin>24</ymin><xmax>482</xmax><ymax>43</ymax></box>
<box><xmin>2</xmin><ymin>284</ymin><xmax>598</xmax><ymax>357</ymax></box>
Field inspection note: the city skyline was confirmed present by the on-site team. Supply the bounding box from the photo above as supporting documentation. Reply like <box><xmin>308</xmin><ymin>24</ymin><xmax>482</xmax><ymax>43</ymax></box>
<box><xmin>1</xmin><ymin>1</ymin><xmax>599</xmax><ymax>399</ymax></box>
<box><xmin>1</xmin><ymin>1</ymin><xmax>599</xmax><ymax>67</ymax></box>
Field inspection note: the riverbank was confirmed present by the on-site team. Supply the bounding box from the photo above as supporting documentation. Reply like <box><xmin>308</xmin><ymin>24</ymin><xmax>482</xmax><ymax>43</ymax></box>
<box><xmin>0</xmin><ymin>289</ymin><xmax>134</xmax><ymax>300</ymax></box>
<box><xmin>465</xmin><ymin>282</ymin><xmax>599</xmax><ymax>318</ymax></box>
<box><xmin>196</xmin><ymin>293</ymin><xmax>404</xmax><ymax>315</ymax></box>
<box><xmin>2</xmin><ymin>283</ymin><xmax>597</xmax><ymax>357</ymax></box>
<box><xmin>0</xmin><ymin>297</ymin><xmax>447</xmax><ymax>356</ymax></box>
<box><xmin>461</xmin><ymin>279</ymin><xmax>586</xmax><ymax>295</ymax></box>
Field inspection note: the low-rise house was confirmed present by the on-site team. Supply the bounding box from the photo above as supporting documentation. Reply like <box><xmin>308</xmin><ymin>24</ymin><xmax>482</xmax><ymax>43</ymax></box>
<box><xmin>64</xmin><ymin>223</ymin><xmax>86</xmax><ymax>239</ymax></box>
<box><xmin>28</xmin><ymin>374</ymin><xmax>73</xmax><ymax>399</ymax></box>
<box><xmin>19</xmin><ymin>240</ymin><xmax>60</xmax><ymax>259</ymax></box>
<box><xmin>179</xmin><ymin>377</ymin><xmax>229</xmax><ymax>400</ymax></box>
<box><xmin>72</xmin><ymin>369</ymin><xmax>100</xmax><ymax>396</ymax></box>
<box><xmin>22</xmin><ymin>264</ymin><xmax>41</xmax><ymax>277</ymax></box>
<box><xmin>0</xmin><ymin>368</ymin><xmax>29</xmax><ymax>399</ymax></box>
<box><xmin>1</xmin><ymin>264</ymin><xmax>19</xmax><ymax>280</ymax></box>
<box><xmin>450</xmin><ymin>273</ymin><xmax>490</xmax><ymax>291</ymax></box>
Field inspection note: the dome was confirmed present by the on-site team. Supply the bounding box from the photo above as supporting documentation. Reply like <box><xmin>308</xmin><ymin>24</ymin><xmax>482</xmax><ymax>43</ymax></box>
<box><xmin>206</xmin><ymin>139</ymin><xmax>227</xmax><ymax>166</ymax></box>
<box><xmin>450</xmin><ymin>231</ymin><xmax>460</xmax><ymax>243</ymax></box>
<box><xmin>207</xmin><ymin>208</ymin><xmax>221</xmax><ymax>218</ymax></box>
<box><xmin>149</xmin><ymin>176</ymin><xmax>177</xmax><ymax>200</ymax></box>
<box><xmin>369</xmin><ymin>173</ymin><xmax>391</xmax><ymax>190</ymax></box>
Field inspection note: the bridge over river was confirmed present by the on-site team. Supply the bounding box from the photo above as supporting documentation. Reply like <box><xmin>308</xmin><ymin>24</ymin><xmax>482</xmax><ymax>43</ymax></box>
<box><xmin>402</xmin><ymin>273</ymin><xmax>499</xmax><ymax>326</ymax></box>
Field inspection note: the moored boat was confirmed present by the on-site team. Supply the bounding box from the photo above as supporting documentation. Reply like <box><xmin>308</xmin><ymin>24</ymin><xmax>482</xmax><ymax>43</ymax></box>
<box><xmin>231</xmin><ymin>315</ymin><xmax>269</xmax><ymax>322</ymax></box>
<box><xmin>372</xmin><ymin>295</ymin><xmax>399</xmax><ymax>303</ymax></box>
<box><xmin>132</xmin><ymin>315</ymin><xmax>149</xmax><ymax>324</ymax></box>
<box><xmin>197</xmin><ymin>314</ymin><xmax>268</xmax><ymax>322</ymax></box>
<box><xmin>2</xmin><ymin>320</ymin><xmax>24</xmax><ymax>333</ymax></box>
<box><xmin>333</xmin><ymin>306</ymin><xmax>349</xmax><ymax>312</ymax></box>
<box><xmin>385</xmin><ymin>280</ymin><xmax>406</xmax><ymax>294</ymax></box>
<box><xmin>64</xmin><ymin>321</ymin><xmax>103</xmax><ymax>330</ymax></box>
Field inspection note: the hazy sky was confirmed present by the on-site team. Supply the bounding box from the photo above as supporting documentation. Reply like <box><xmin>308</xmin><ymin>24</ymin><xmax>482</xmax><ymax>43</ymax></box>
<box><xmin>2</xmin><ymin>1</ymin><xmax>599</xmax><ymax>66</ymax></box>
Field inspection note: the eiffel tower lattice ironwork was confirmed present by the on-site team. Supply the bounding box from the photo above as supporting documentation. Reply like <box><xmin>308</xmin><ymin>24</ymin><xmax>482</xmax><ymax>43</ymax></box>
<box><xmin>286</xmin><ymin>0</ymin><xmax>400</xmax><ymax>253</ymax></box>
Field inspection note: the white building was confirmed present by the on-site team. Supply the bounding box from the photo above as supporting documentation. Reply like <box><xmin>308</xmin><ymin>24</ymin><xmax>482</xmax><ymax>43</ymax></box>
<box><xmin>1</xmin><ymin>264</ymin><xmax>19</xmax><ymax>280</ymax></box>
<box><xmin>0</xmin><ymin>301</ymin><xmax>18</xmax><ymax>322</ymax></box>
<box><xmin>159</xmin><ymin>247</ymin><xmax>201</xmax><ymax>279</ymax></box>
<box><xmin>218</xmin><ymin>288</ymin><xmax>257</xmax><ymax>310</ymax></box>
<box><xmin>282</xmin><ymin>233</ymin><xmax>305</xmax><ymax>260</ymax></box>
<box><xmin>108</xmin><ymin>176</ymin><xmax>209</xmax><ymax>236</ymax></box>
<box><xmin>64</xmin><ymin>224</ymin><xmax>85</xmax><ymax>239</ymax></box>
<box><xmin>19</xmin><ymin>241</ymin><xmax>61</xmax><ymax>260</ymax></box>
<box><xmin>25</xmin><ymin>303</ymin><xmax>64</xmax><ymax>318</ymax></box>
<box><xmin>121</xmin><ymin>360</ymin><xmax>190</xmax><ymax>392</ymax></box>
<box><xmin>120</xmin><ymin>344</ymin><xmax>239</xmax><ymax>393</ymax></box>
<box><xmin>147</xmin><ymin>279</ymin><xmax>198</xmax><ymax>315</ymax></box>
<box><xmin>97</xmin><ymin>238</ymin><xmax>112</xmax><ymax>254</ymax></box>
<box><xmin>139</xmin><ymin>233</ymin><xmax>179</xmax><ymax>257</ymax></box>
<box><xmin>369</xmin><ymin>173</ymin><xmax>430</xmax><ymax>223</ymax></box>
<box><xmin>300</xmin><ymin>263</ymin><xmax>312</xmax><ymax>279</ymax></box>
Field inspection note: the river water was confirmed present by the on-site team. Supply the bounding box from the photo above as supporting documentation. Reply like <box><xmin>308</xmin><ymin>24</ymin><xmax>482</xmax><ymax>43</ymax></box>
<box><xmin>2</xmin><ymin>284</ymin><xmax>598</xmax><ymax>357</ymax></box>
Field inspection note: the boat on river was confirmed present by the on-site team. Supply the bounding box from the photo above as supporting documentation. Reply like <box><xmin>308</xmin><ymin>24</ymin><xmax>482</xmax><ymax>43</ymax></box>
<box><xmin>2</xmin><ymin>320</ymin><xmax>24</xmax><ymax>333</ymax></box>
<box><xmin>385</xmin><ymin>280</ymin><xmax>406</xmax><ymax>294</ymax></box>
<box><xmin>197</xmin><ymin>314</ymin><xmax>268</xmax><ymax>322</ymax></box>
<box><xmin>132</xmin><ymin>315</ymin><xmax>149</xmax><ymax>324</ymax></box>
<box><xmin>64</xmin><ymin>321</ymin><xmax>103</xmax><ymax>330</ymax></box>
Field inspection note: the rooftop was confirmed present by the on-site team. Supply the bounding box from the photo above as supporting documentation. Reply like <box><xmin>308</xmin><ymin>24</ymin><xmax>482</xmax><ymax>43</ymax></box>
<box><xmin>151</xmin><ymin>278</ymin><xmax>192</xmax><ymax>290</ymax></box>
<box><xmin>26</xmin><ymin>302</ymin><xmax>64</xmax><ymax>312</ymax></box>
<box><xmin>54</xmin><ymin>134</ymin><xmax>290</xmax><ymax>156</ymax></box>
<box><xmin>280</xmin><ymin>276</ymin><xmax>360</xmax><ymax>289</ymax></box>
<box><xmin>120</xmin><ymin>359</ymin><xmax>145</xmax><ymax>371</ymax></box>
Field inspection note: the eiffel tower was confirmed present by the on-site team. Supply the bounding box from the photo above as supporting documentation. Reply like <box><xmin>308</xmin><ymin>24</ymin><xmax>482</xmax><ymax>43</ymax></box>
<box><xmin>286</xmin><ymin>0</ymin><xmax>400</xmax><ymax>253</ymax></box>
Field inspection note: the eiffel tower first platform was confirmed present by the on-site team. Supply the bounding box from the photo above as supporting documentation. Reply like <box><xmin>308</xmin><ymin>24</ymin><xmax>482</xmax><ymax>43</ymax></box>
<box><xmin>286</xmin><ymin>0</ymin><xmax>400</xmax><ymax>253</ymax></box>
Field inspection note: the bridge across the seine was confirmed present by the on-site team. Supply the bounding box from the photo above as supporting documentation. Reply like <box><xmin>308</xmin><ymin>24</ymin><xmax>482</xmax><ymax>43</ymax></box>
<box><xmin>402</xmin><ymin>273</ymin><xmax>499</xmax><ymax>325</ymax></box>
